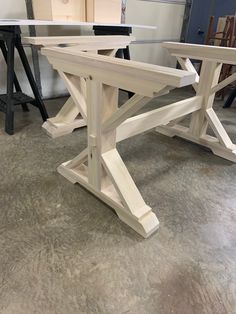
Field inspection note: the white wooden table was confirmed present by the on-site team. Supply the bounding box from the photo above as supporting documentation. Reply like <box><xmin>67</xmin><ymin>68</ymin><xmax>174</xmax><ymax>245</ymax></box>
<box><xmin>42</xmin><ymin>45</ymin><xmax>197</xmax><ymax>238</ymax></box>
<box><xmin>157</xmin><ymin>42</ymin><xmax>236</xmax><ymax>163</ymax></box>
<box><xmin>0</xmin><ymin>19</ymin><xmax>156</xmax><ymax>29</ymax></box>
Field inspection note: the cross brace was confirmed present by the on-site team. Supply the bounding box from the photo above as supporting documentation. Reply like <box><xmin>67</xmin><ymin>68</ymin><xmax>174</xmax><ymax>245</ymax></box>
<box><xmin>158</xmin><ymin>42</ymin><xmax>236</xmax><ymax>163</ymax></box>
<box><xmin>42</xmin><ymin>46</ymin><xmax>198</xmax><ymax>237</ymax></box>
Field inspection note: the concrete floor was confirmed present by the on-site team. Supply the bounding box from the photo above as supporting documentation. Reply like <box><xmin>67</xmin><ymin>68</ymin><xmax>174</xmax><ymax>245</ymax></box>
<box><xmin>0</xmin><ymin>89</ymin><xmax>236</xmax><ymax>314</ymax></box>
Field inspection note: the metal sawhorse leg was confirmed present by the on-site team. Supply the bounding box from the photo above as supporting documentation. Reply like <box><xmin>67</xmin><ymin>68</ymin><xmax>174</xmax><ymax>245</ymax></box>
<box><xmin>0</xmin><ymin>26</ymin><xmax>48</xmax><ymax>135</ymax></box>
<box><xmin>223</xmin><ymin>87</ymin><xmax>236</xmax><ymax>108</ymax></box>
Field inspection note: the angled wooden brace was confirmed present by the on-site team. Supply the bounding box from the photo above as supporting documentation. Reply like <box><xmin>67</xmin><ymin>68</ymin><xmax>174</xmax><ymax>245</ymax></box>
<box><xmin>42</xmin><ymin>47</ymin><xmax>196</xmax><ymax>238</ymax></box>
<box><xmin>24</xmin><ymin>35</ymin><xmax>134</xmax><ymax>138</ymax></box>
<box><xmin>157</xmin><ymin>42</ymin><xmax>236</xmax><ymax>163</ymax></box>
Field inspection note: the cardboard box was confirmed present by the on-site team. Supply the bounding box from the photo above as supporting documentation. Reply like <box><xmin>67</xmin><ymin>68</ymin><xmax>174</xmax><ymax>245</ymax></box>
<box><xmin>32</xmin><ymin>0</ymin><xmax>86</xmax><ymax>21</ymax></box>
<box><xmin>87</xmin><ymin>0</ymin><xmax>122</xmax><ymax>23</ymax></box>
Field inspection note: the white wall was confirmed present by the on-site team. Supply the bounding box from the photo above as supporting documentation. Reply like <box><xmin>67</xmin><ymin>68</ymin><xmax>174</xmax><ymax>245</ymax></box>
<box><xmin>126</xmin><ymin>0</ymin><xmax>185</xmax><ymax>66</ymax></box>
<box><xmin>0</xmin><ymin>0</ymin><xmax>184</xmax><ymax>98</ymax></box>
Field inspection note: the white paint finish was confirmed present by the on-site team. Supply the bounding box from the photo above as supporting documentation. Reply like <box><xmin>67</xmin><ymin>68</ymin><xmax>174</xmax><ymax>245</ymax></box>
<box><xmin>23</xmin><ymin>35</ymin><xmax>135</xmax><ymax>47</ymax></box>
<box><xmin>41</xmin><ymin>41</ymin><xmax>128</xmax><ymax>138</ymax></box>
<box><xmin>43</xmin><ymin>45</ymin><xmax>199</xmax><ymax>237</ymax></box>
<box><xmin>163</xmin><ymin>42</ymin><xmax>236</xmax><ymax>65</ymax></box>
<box><xmin>0</xmin><ymin>0</ymin><xmax>184</xmax><ymax>98</ymax></box>
<box><xmin>117</xmin><ymin>96</ymin><xmax>202</xmax><ymax>142</ymax></box>
<box><xmin>0</xmin><ymin>19</ymin><xmax>155</xmax><ymax>29</ymax></box>
<box><xmin>156</xmin><ymin>43</ymin><xmax>236</xmax><ymax>163</ymax></box>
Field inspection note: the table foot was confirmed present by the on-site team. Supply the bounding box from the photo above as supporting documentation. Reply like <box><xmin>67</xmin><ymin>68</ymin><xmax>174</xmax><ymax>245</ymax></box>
<box><xmin>58</xmin><ymin>151</ymin><xmax>159</xmax><ymax>238</ymax></box>
<box><xmin>156</xmin><ymin>124</ymin><xmax>236</xmax><ymax>163</ymax></box>
<box><xmin>42</xmin><ymin>117</ymin><xmax>86</xmax><ymax>138</ymax></box>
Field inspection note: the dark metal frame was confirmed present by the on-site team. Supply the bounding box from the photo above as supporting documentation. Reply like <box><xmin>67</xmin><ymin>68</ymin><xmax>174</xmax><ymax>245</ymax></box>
<box><xmin>180</xmin><ymin>0</ymin><xmax>193</xmax><ymax>42</ymax></box>
<box><xmin>25</xmin><ymin>0</ymin><xmax>43</xmax><ymax>95</ymax></box>
<box><xmin>224</xmin><ymin>88</ymin><xmax>236</xmax><ymax>108</ymax></box>
<box><xmin>0</xmin><ymin>26</ymin><xmax>48</xmax><ymax>135</ymax></box>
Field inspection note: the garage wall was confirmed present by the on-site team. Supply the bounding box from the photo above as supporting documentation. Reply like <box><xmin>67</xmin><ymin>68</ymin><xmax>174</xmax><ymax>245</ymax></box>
<box><xmin>126</xmin><ymin>0</ymin><xmax>185</xmax><ymax>66</ymax></box>
<box><xmin>0</xmin><ymin>0</ymin><xmax>185</xmax><ymax>98</ymax></box>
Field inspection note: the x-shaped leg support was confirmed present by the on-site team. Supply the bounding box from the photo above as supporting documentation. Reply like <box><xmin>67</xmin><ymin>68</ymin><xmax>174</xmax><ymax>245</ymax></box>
<box><xmin>42</xmin><ymin>46</ymin><xmax>197</xmax><ymax>237</ymax></box>
<box><xmin>42</xmin><ymin>49</ymin><xmax>119</xmax><ymax>138</ymax></box>
<box><xmin>58</xmin><ymin>80</ymin><xmax>170</xmax><ymax>237</ymax></box>
<box><xmin>157</xmin><ymin>57</ymin><xmax>236</xmax><ymax>162</ymax></box>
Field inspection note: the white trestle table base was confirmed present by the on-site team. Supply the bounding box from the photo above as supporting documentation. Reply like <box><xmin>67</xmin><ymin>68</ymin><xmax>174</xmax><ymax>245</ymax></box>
<box><xmin>42</xmin><ymin>45</ymin><xmax>197</xmax><ymax>237</ymax></box>
<box><xmin>24</xmin><ymin>35</ymin><xmax>134</xmax><ymax>138</ymax></box>
<box><xmin>157</xmin><ymin>42</ymin><xmax>236</xmax><ymax>163</ymax></box>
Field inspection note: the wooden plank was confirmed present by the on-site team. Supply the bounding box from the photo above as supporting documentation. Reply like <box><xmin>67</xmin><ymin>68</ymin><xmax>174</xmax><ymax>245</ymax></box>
<box><xmin>23</xmin><ymin>35</ymin><xmax>134</xmax><ymax>47</ymax></box>
<box><xmin>87</xmin><ymin>79</ymin><xmax>103</xmax><ymax>190</ymax></box>
<box><xmin>103</xmin><ymin>86</ymin><xmax>168</xmax><ymax>133</ymax></box>
<box><xmin>211</xmin><ymin>72</ymin><xmax>236</xmax><ymax>94</ymax></box>
<box><xmin>103</xmin><ymin>95</ymin><xmax>150</xmax><ymax>132</ymax></box>
<box><xmin>214</xmin><ymin>17</ymin><xmax>227</xmax><ymax>46</ymax></box>
<box><xmin>101</xmin><ymin>84</ymin><xmax>119</xmax><ymax>153</ymax></box>
<box><xmin>51</xmin><ymin>96</ymin><xmax>79</xmax><ymax>123</ymax></box>
<box><xmin>42</xmin><ymin>117</ymin><xmax>86</xmax><ymax>138</ymax></box>
<box><xmin>190</xmin><ymin>61</ymin><xmax>222</xmax><ymax>136</ymax></box>
<box><xmin>206</xmin><ymin>108</ymin><xmax>233</xmax><ymax>149</ymax></box>
<box><xmin>41</xmin><ymin>96</ymin><xmax>86</xmax><ymax>138</ymax></box>
<box><xmin>66</xmin><ymin>148</ymin><xmax>88</xmax><ymax>169</ymax></box>
<box><xmin>0</xmin><ymin>19</ymin><xmax>156</xmax><ymax>29</ymax></box>
<box><xmin>42</xmin><ymin>48</ymin><xmax>197</xmax><ymax>88</ymax></box>
<box><xmin>102</xmin><ymin>149</ymin><xmax>151</xmax><ymax>218</ymax></box>
<box><xmin>32</xmin><ymin>0</ymin><xmax>86</xmax><ymax>21</ymax></box>
<box><xmin>47</xmin><ymin>57</ymin><xmax>158</xmax><ymax>97</ymax></box>
<box><xmin>58</xmin><ymin>71</ymin><xmax>87</xmax><ymax>122</ymax></box>
<box><xmin>163</xmin><ymin>42</ymin><xmax>236</xmax><ymax>65</ymax></box>
<box><xmin>176</xmin><ymin>57</ymin><xmax>199</xmax><ymax>91</ymax></box>
<box><xmin>87</xmin><ymin>0</ymin><xmax>122</xmax><ymax>23</ymax></box>
<box><xmin>117</xmin><ymin>96</ymin><xmax>202</xmax><ymax>142</ymax></box>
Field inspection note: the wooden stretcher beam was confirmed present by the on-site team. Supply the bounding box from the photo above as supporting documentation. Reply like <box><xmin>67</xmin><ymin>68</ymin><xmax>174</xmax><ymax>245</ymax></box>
<box><xmin>117</xmin><ymin>96</ymin><xmax>202</xmax><ymax>142</ymax></box>
<box><xmin>23</xmin><ymin>35</ymin><xmax>134</xmax><ymax>48</ymax></box>
<box><xmin>163</xmin><ymin>42</ymin><xmax>236</xmax><ymax>64</ymax></box>
<box><xmin>211</xmin><ymin>72</ymin><xmax>236</xmax><ymax>94</ymax></box>
<box><xmin>42</xmin><ymin>48</ymin><xmax>197</xmax><ymax>90</ymax></box>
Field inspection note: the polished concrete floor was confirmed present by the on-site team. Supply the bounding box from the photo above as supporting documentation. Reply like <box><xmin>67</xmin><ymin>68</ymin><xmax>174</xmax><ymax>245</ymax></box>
<box><xmin>0</xmin><ymin>89</ymin><xmax>236</xmax><ymax>314</ymax></box>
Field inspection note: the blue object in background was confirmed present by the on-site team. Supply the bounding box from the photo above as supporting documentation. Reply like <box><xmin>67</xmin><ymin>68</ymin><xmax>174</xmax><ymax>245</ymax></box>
<box><xmin>186</xmin><ymin>0</ymin><xmax>236</xmax><ymax>44</ymax></box>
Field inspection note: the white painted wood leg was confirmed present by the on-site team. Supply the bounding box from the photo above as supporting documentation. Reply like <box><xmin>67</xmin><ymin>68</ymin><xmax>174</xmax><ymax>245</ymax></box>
<box><xmin>42</xmin><ymin>48</ymin><xmax>119</xmax><ymax>139</ymax></box>
<box><xmin>58</xmin><ymin>81</ymin><xmax>160</xmax><ymax>238</ymax></box>
<box><xmin>42</xmin><ymin>45</ymin><xmax>197</xmax><ymax>237</ymax></box>
<box><xmin>42</xmin><ymin>97</ymin><xmax>86</xmax><ymax>138</ymax></box>
<box><xmin>156</xmin><ymin>56</ymin><xmax>236</xmax><ymax>163</ymax></box>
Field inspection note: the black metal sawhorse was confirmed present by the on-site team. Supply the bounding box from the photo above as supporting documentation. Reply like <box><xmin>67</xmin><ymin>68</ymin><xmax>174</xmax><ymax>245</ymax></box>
<box><xmin>93</xmin><ymin>25</ymin><xmax>132</xmax><ymax>59</ymax></box>
<box><xmin>0</xmin><ymin>26</ymin><xmax>48</xmax><ymax>135</ymax></box>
